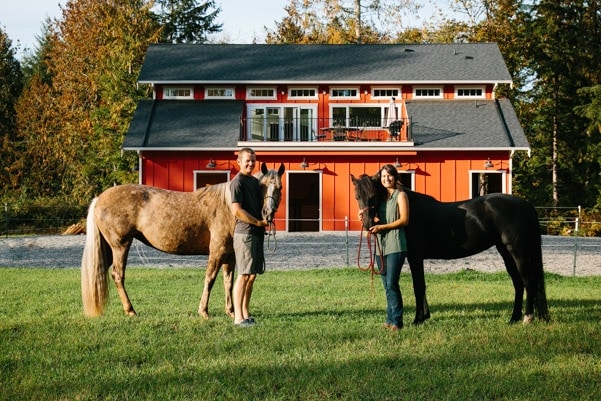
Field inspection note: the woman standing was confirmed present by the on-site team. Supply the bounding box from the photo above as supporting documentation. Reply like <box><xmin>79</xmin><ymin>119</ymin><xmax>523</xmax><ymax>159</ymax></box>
<box><xmin>368</xmin><ymin>164</ymin><xmax>410</xmax><ymax>330</ymax></box>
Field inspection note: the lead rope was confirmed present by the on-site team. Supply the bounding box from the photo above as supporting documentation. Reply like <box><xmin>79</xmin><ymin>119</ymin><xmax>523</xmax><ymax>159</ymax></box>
<box><xmin>357</xmin><ymin>227</ymin><xmax>385</xmax><ymax>293</ymax></box>
<box><xmin>265</xmin><ymin>221</ymin><xmax>277</xmax><ymax>253</ymax></box>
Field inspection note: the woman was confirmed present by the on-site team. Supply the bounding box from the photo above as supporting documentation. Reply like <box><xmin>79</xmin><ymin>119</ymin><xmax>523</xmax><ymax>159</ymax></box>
<box><xmin>368</xmin><ymin>164</ymin><xmax>410</xmax><ymax>330</ymax></box>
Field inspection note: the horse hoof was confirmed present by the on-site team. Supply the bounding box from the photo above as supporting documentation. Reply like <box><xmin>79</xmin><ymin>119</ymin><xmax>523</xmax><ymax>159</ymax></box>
<box><xmin>126</xmin><ymin>310</ymin><xmax>137</xmax><ymax>317</ymax></box>
<box><xmin>523</xmin><ymin>314</ymin><xmax>534</xmax><ymax>325</ymax></box>
<box><xmin>199</xmin><ymin>310</ymin><xmax>210</xmax><ymax>320</ymax></box>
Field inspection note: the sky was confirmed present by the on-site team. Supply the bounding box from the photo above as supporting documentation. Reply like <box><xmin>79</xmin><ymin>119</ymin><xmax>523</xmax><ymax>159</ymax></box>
<box><xmin>0</xmin><ymin>0</ymin><xmax>449</xmax><ymax>58</ymax></box>
<box><xmin>0</xmin><ymin>0</ymin><xmax>289</xmax><ymax>56</ymax></box>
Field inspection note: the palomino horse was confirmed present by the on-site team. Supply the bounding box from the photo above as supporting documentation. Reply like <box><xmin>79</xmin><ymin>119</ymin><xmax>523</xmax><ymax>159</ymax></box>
<box><xmin>351</xmin><ymin>173</ymin><xmax>550</xmax><ymax>325</ymax></box>
<box><xmin>81</xmin><ymin>163</ymin><xmax>285</xmax><ymax>318</ymax></box>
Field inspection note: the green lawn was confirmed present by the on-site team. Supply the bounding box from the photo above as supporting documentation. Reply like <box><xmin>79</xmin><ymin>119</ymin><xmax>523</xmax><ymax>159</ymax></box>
<box><xmin>1</xmin><ymin>267</ymin><xmax>600</xmax><ymax>401</ymax></box>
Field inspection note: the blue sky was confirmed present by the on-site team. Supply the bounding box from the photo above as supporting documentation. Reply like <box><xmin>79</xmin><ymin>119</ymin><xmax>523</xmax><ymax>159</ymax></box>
<box><xmin>1</xmin><ymin>0</ymin><xmax>449</xmax><ymax>57</ymax></box>
<box><xmin>0</xmin><ymin>0</ymin><xmax>288</xmax><ymax>55</ymax></box>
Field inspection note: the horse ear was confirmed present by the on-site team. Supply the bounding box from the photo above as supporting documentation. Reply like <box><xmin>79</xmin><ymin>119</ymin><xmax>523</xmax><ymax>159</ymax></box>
<box><xmin>277</xmin><ymin>163</ymin><xmax>285</xmax><ymax>176</ymax></box>
<box><xmin>261</xmin><ymin>162</ymin><xmax>268</xmax><ymax>175</ymax></box>
<box><xmin>350</xmin><ymin>174</ymin><xmax>358</xmax><ymax>185</ymax></box>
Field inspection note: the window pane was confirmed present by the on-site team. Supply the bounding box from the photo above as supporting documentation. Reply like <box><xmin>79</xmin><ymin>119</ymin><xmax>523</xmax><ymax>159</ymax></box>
<box><xmin>349</xmin><ymin>107</ymin><xmax>380</xmax><ymax>127</ymax></box>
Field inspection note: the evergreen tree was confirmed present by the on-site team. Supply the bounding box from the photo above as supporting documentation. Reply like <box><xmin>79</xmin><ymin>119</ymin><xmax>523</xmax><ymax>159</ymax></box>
<box><xmin>154</xmin><ymin>0</ymin><xmax>222</xmax><ymax>43</ymax></box>
<box><xmin>0</xmin><ymin>28</ymin><xmax>23</xmax><ymax>192</ymax></box>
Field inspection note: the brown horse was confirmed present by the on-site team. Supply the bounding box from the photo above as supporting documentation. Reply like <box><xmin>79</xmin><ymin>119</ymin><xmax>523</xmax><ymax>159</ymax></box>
<box><xmin>81</xmin><ymin>163</ymin><xmax>285</xmax><ymax>318</ymax></box>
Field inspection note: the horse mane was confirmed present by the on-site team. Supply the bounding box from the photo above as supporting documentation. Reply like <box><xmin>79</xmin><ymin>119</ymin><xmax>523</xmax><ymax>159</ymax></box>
<box><xmin>194</xmin><ymin>181</ymin><xmax>231</xmax><ymax>205</ymax></box>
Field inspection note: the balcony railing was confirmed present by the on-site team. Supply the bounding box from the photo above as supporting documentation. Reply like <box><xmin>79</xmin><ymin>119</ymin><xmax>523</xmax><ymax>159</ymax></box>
<box><xmin>239</xmin><ymin>117</ymin><xmax>412</xmax><ymax>143</ymax></box>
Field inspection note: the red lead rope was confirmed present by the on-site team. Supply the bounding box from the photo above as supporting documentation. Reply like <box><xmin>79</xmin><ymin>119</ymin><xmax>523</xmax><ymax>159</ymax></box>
<box><xmin>357</xmin><ymin>226</ymin><xmax>385</xmax><ymax>278</ymax></box>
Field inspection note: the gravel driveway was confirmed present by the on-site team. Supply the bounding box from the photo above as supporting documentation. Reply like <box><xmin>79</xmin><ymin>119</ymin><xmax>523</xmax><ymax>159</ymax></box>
<box><xmin>1</xmin><ymin>233</ymin><xmax>599</xmax><ymax>276</ymax></box>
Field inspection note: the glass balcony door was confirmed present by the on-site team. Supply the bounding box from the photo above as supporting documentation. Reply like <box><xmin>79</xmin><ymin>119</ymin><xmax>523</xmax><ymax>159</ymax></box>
<box><xmin>249</xmin><ymin>105</ymin><xmax>315</xmax><ymax>142</ymax></box>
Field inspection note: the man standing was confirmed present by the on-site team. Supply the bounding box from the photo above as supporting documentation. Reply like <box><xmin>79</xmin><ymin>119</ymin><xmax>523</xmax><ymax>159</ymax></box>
<box><xmin>230</xmin><ymin>148</ymin><xmax>268</xmax><ymax>327</ymax></box>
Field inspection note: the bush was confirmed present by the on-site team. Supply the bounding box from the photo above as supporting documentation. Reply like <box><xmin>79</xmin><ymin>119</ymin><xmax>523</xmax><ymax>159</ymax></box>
<box><xmin>0</xmin><ymin>196</ymin><xmax>88</xmax><ymax>235</ymax></box>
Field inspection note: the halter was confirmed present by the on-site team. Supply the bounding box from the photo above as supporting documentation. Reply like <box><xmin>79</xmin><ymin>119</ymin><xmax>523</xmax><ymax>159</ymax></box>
<box><xmin>263</xmin><ymin>184</ymin><xmax>279</xmax><ymax>253</ymax></box>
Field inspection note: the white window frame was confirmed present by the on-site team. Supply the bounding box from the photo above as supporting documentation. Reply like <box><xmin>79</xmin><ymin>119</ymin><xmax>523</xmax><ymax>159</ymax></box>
<box><xmin>413</xmin><ymin>87</ymin><xmax>443</xmax><ymax>98</ymax></box>
<box><xmin>205</xmin><ymin>87</ymin><xmax>235</xmax><ymax>99</ymax></box>
<box><xmin>163</xmin><ymin>86</ymin><xmax>194</xmax><ymax>99</ymax></box>
<box><xmin>247</xmin><ymin>87</ymin><xmax>277</xmax><ymax>100</ymax></box>
<box><xmin>330</xmin><ymin>87</ymin><xmax>360</xmax><ymax>99</ymax></box>
<box><xmin>288</xmin><ymin>87</ymin><xmax>318</xmax><ymax>99</ymax></box>
<box><xmin>371</xmin><ymin>88</ymin><xmax>401</xmax><ymax>98</ymax></box>
<box><xmin>455</xmin><ymin>86</ymin><xmax>485</xmax><ymax>98</ymax></box>
<box><xmin>468</xmin><ymin>170</ymin><xmax>507</xmax><ymax>199</ymax></box>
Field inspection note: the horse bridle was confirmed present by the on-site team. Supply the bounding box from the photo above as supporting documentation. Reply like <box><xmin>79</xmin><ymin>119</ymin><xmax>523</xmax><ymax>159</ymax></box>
<box><xmin>263</xmin><ymin>183</ymin><xmax>280</xmax><ymax>253</ymax></box>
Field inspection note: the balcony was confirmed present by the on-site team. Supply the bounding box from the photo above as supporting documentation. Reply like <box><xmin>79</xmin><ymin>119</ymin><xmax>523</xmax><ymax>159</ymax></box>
<box><xmin>238</xmin><ymin>117</ymin><xmax>412</xmax><ymax>144</ymax></box>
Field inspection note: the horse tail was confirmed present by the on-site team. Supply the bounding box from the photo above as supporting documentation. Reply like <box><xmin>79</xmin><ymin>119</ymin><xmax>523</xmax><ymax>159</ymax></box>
<box><xmin>81</xmin><ymin>198</ymin><xmax>111</xmax><ymax>317</ymax></box>
<box><xmin>530</xmin><ymin>210</ymin><xmax>550</xmax><ymax>322</ymax></box>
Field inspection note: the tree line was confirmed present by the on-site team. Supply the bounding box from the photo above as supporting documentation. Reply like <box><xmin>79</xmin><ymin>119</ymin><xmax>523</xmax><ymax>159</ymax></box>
<box><xmin>1</xmin><ymin>0</ymin><xmax>600</xmax><ymax>212</ymax></box>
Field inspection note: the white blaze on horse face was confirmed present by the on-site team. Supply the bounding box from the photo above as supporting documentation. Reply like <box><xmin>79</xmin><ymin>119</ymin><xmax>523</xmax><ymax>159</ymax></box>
<box><xmin>262</xmin><ymin>178</ymin><xmax>281</xmax><ymax>223</ymax></box>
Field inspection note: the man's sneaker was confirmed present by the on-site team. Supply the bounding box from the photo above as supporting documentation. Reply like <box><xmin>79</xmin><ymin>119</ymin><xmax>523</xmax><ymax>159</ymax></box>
<box><xmin>234</xmin><ymin>319</ymin><xmax>255</xmax><ymax>327</ymax></box>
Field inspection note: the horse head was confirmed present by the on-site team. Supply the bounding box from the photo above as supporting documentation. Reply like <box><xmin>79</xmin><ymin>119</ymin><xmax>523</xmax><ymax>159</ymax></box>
<box><xmin>258</xmin><ymin>163</ymin><xmax>285</xmax><ymax>223</ymax></box>
<box><xmin>351</xmin><ymin>173</ymin><xmax>380</xmax><ymax>230</ymax></box>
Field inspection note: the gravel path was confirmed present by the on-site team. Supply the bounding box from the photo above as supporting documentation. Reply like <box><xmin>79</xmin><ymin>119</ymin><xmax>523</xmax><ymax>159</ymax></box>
<box><xmin>1</xmin><ymin>233</ymin><xmax>599</xmax><ymax>276</ymax></box>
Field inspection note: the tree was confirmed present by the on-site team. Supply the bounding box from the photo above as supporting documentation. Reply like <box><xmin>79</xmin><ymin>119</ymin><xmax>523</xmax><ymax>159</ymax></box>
<box><xmin>12</xmin><ymin>0</ymin><xmax>161</xmax><ymax>202</ymax></box>
<box><xmin>153</xmin><ymin>0</ymin><xmax>222</xmax><ymax>43</ymax></box>
<box><xmin>265</xmin><ymin>0</ymin><xmax>420</xmax><ymax>44</ymax></box>
<box><xmin>0</xmin><ymin>27</ymin><xmax>23</xmax><ymax>192</ymax></box>
<box><xmin>518</xmin><ymin>0</ymin><xmax>601</xmax><ymax>207</ymax></box>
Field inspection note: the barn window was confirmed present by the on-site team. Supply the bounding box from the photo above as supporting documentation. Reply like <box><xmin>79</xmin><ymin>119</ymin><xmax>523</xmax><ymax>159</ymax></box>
<box><xmin>247</xmin><ymin>88</ymin><xmax>276</xmax><ymax>99</ymax></box>
<box><xmin>456</xmin><ymin>87</ymin><xmax>484</xmax><ymax>98</ymax></box>
<box><xmin>163</xmin><ymin>87</ymin><xmax>193</xmax><ymax>99</ymax></box>
<box><xmin>414</xmin><ymin>87</ymin><xmax>442</xmax><ymax>98</ymax></box>
<box><xmin>372</xmin><ymin>88</ymin><xmax>400</xmax><ymax>98</ymax></box>
<box><xmin>330</xmin><ymin>88</ymin><xmax>359</xmax><ymax>99</ymax></box>
<box><xmin>289</xmin><ymin>88</ymin><xmax>318</xmax><ymax>99</ymax></box>
<box><xmin>205</xmin><ymin>87</ymin><xmax>235</xmax><ymax>99</ymax></box>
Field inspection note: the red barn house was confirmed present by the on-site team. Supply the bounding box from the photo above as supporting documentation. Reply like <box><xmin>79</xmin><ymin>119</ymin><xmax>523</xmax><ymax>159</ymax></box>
<box><xmin>123</xmin><ymin>43</ymin><xmax>529</xmax><ymax>232</ymax></box>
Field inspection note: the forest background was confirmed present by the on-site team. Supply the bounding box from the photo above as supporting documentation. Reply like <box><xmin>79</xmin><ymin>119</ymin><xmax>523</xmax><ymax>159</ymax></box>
<box><xmin>0</xmin><ymin>0</ymin><xmax>600</xmax><ymax>234</ymax></box>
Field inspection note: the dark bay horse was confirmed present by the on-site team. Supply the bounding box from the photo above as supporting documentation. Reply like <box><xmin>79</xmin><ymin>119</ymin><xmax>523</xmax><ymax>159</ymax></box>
<box><xmin>81</xmin><ymin>163</ymin><xmax>285</xmax><ymax>318</ymax></box>
<box><xmin>351</xmin><ymin>173</ymin><xmax>550</xmax><ymax>325</ymax></box>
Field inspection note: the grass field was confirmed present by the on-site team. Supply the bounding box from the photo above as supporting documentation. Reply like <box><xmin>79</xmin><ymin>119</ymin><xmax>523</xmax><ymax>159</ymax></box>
<box><xmin>1</xmin><ymin>267</ymin><xmax>600</xmax><ymax>401</ymax></box>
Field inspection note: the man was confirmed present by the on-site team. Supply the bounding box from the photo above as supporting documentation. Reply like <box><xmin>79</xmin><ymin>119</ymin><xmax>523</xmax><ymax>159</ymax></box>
<box><xmin>230</xmin><ymin>148</ymin><xmax>268</xmax><ymax>327</ymax></box>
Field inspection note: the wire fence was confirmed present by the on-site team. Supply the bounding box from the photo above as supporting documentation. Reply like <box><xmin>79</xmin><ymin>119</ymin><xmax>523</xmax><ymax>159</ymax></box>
<box><xmin>1</xmin><ymin>204</ymin><xmax>600</xmax><ymax>276</ymax></box>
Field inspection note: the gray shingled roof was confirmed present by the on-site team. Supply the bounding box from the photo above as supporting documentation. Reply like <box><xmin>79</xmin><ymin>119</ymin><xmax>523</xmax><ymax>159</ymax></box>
<box><xmin>123</xmin><ymin>100</ymin><xmax>243</xmax><ymax>149</ymax></box>
<box><xmin>123</xmin><ymin>98</ymin><xmax>528</xmax><ymax>150</ymax></box>
<box><xmin>407</xmin><ymin>99</ymin><xmax>528</xmax><ymax>148</ymax></box>
<box><xmin>137</xmin><ymin>43</ymin><xmax>512</xmax><ymax>84</ymax></box>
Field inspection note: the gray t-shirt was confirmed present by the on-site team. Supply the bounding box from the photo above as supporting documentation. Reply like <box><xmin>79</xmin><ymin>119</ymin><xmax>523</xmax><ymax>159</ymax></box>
<box><xmin>230</xmin><ymin>172</ymin><xmax>264</xmax><ymax>236</ymax></box>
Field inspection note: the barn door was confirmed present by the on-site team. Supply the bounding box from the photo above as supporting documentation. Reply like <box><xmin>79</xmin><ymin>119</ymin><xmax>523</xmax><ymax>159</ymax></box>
<box><xmin>287</xmin><ymin>172</ymin><xmax>320</xmax><ymax>232</ymax></box>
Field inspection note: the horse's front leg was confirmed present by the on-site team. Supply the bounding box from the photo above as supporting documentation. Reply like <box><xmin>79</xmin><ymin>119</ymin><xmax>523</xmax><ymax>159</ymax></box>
<box><xmin>111</xmin><ymin>246</ymin><xmax>136</xmax><ymax>316</ymax></box>
<box><xmin>221</xmin><ymin>253</ymin><xmax>236</xmax><ymax>318</ymax></box>
<box><xmin>198</xmin><ymin>253</ymin><xmax>221</xmax><ymax>319</ymax></box>
<box><xmin>408</xmin><ymin>256</ymin><xmax>430</xmax><ymax>325</ymax></box>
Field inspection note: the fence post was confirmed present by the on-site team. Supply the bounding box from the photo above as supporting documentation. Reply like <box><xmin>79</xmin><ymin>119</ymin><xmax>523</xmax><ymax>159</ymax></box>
<box><xmin>572</xmin><ymin>215</ymin><xmax>579</xmax><ymax>276</ymax></box>
<box><xmin>345</xmin><ymin>216</ymin><xmax>349</xmax><ymax>267</ymax></box>
<box><xmin>4</xmin><ymin>203</ymin><xmax>7</xmax><ymax>238</ymax></box>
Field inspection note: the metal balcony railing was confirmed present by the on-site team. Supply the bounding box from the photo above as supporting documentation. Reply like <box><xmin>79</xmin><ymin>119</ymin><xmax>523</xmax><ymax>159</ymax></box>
<box><xmin>239</xmin><ymin>117</ymin><xmax>412</xmax><ymax>143</ymax></box>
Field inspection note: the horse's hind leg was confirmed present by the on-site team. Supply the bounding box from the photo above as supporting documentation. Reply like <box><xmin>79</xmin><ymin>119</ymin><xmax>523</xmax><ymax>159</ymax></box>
<box><xmin>199</xmin><ymin>251</ymin><xmax>228</xmax><ymax>319</ymax></box>
<box><xmin>496</xmin><ymin>244</ymin><xmax>524</xmax><ymax>324</ymax></box>
<box><xmin>408</xmin><ymin>257</ymin><xmax>430</xmax><ymax>325</ymax></box>
<box><xmin>111</xmin><ymin>244</ymin><xmax>136</xmax><ymax>316</ymax></box>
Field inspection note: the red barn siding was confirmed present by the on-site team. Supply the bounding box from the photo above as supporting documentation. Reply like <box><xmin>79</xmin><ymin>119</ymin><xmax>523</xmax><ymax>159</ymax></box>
<box><xmin>139</xmin><ymin>150</ymin><xmax>513</xmax><ymax>232</ymax></box>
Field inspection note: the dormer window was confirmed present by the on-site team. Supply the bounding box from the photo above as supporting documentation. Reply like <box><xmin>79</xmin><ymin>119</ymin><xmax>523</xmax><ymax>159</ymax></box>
<box><xmin>247</xmin><ymin>88</ymin><xmax>276</xmax><ymax>99</ymax></box>
<box><xmin>205</xmin><ymin>87</ymin><xmax>235</xmax><ymax>99</ymax></box>
<box><xmin>163</xmin><ymin>87</ymin><xmax>193</xmax><ymax>99</ymax></box>
<box><xmin>330</xmin><ymin>88</ymin><xmax>359</xmax><ymax>99</ymax></box>
<box><xmin>456</xmin><ymin>87</ymin><xmax>484</xmax><ymax>98</ymax></box>
<box><xmin>414</xmin><ymin>87</ymin><xmax>442</xmax><ymax>98</ymax></box>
